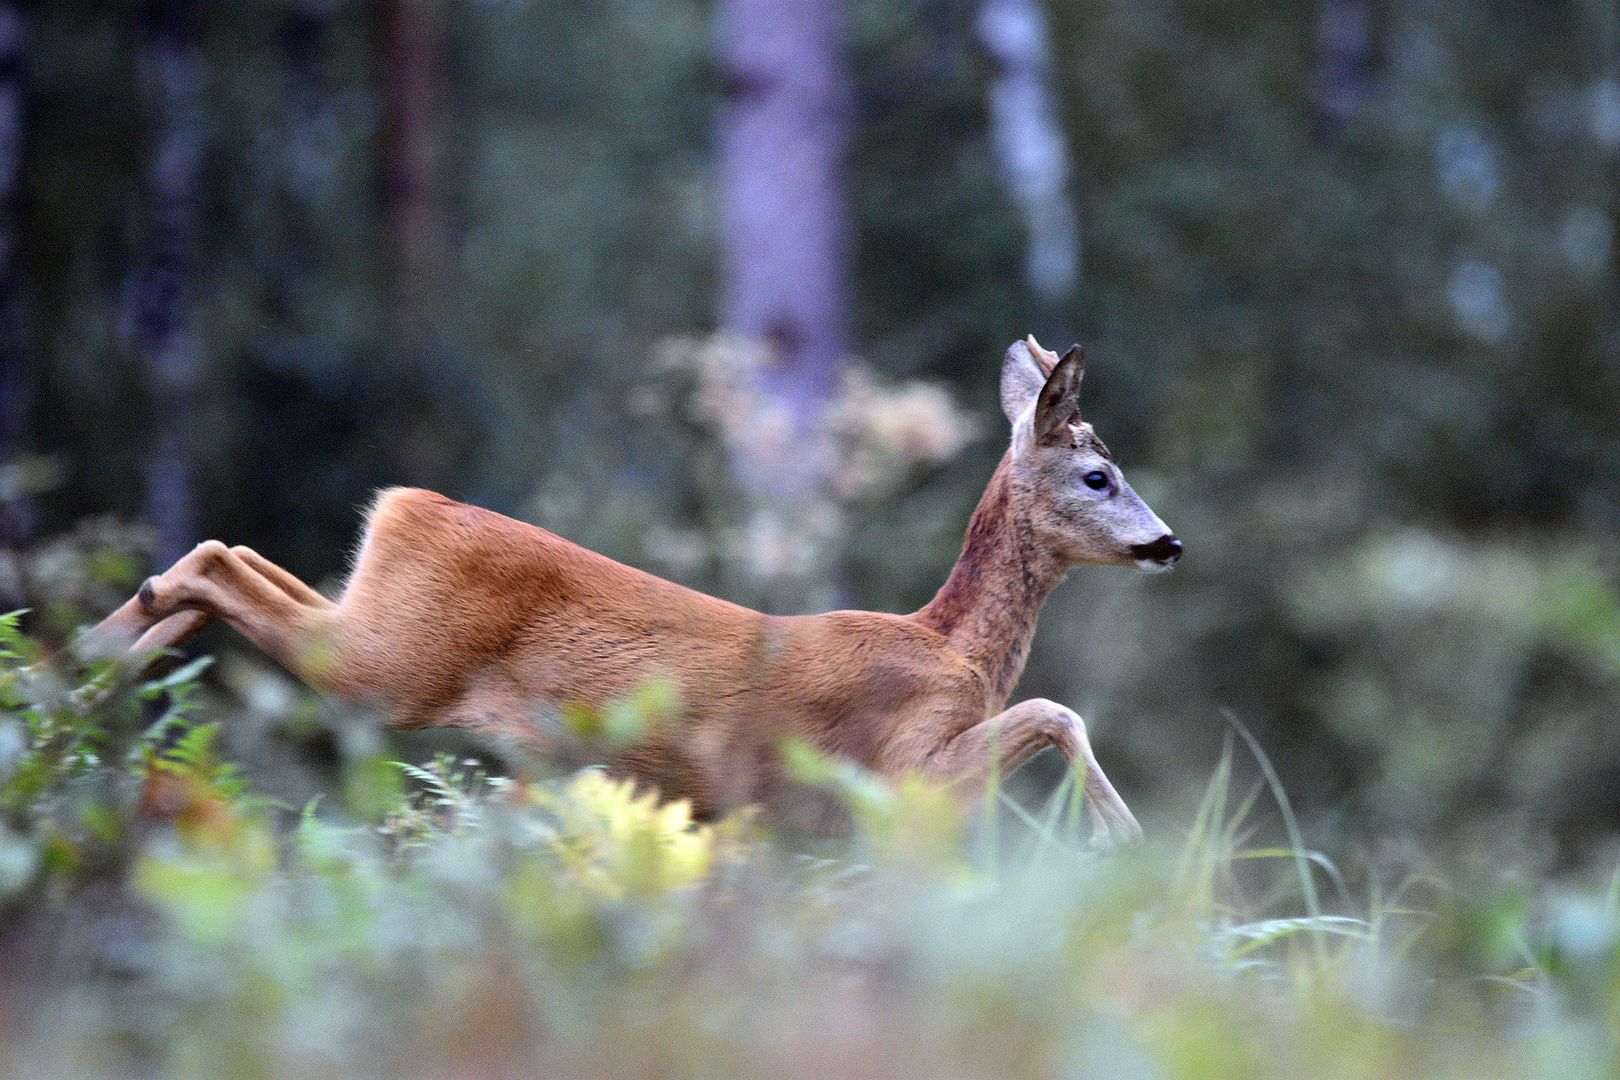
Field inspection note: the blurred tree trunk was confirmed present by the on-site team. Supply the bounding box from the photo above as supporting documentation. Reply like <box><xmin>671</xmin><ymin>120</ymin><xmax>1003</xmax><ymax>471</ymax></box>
<box><xmin>978</xmin><ymin>0</ymin><xmax>1079</xmax><ymax>303</ymax></box>
<box><xmin>280</xmin><ymin>0</ymin><xmax>336</xmax><ymax>274</ymax></box>
<box><xmin>126</xmin><ymin>0</ymin><xmax>205</xmax><ymax>569</ymax></box>
<box><xmin>379</xmin><ymin>0</ymin><xmax>448</xmax><ymax>353</ymax></box>
<box><xmin>0</xmin><ymin>1</ymin><xmax>28</xmax><ymax>609</ymax></box>
<box><xmin>1312</xmin><ymin>0</ymin><xmax>1371</xmax><ymax>139</ymax></box>
<box><xmin>717</xmin><ymin>0</ymin><xmax>852</xmax><ymax>428</ymax></box>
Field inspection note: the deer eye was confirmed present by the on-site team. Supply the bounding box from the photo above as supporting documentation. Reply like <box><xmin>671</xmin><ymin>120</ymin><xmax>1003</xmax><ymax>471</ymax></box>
<box><xmin>1082</xmin><ymin>470</ymin><xmax>1110</xmax><ymax>491</ymax></box>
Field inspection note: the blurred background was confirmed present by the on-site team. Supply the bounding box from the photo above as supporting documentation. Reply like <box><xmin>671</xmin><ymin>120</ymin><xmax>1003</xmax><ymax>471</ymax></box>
<box><xmin>1</xmin><ymin>0</ymin><xmax>1617</xmax><ymax>869</ymax></box>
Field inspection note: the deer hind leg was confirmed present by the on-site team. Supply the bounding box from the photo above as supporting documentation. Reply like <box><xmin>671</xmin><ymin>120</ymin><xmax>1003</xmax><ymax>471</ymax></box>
<box><xmin>124</xmin><ymin>545</ymin><xmax>337</xmax><ymax>656</ymax></box>
<box><xmin>95</xmin><ymin>541</ymin><xmax>336</xmax><ymax>683</ymax></box>
<box><xmin>925</xmin><ymin>698</ymin><xmax>1142</xmax><ymax>847</ymax></box>
<box><xmin>93</xmin><ymin>542</ymin><xmax>242</xmax><ymax>649</ymax></box>
<box><xmin>127</xmin><ymin>609</ymin><xmax>212</xmax><ymax>655</ymax></box>
<box><xmin>228</xmin><ymin>546</ymin><xmax>333</xmax><ymax>610</ymax></box>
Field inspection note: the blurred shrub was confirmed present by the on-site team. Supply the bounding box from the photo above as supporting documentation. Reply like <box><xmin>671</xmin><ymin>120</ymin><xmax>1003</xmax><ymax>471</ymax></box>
<box><xmin>0</xmin><ymin>516</ymin><xmax>152</xmax><ymax>639</ymax></box>
<box><xmin>2</xmin><ymin>627</ymin><xmax>1620</xmax><ymax>1078</ymax></box>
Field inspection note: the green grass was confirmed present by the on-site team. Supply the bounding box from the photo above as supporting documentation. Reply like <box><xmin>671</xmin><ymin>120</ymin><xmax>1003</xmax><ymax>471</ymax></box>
<box><xmin>1</xmin><ymin>615</ymin><xmax>1617</xmax><ymax>1079</ymax></box>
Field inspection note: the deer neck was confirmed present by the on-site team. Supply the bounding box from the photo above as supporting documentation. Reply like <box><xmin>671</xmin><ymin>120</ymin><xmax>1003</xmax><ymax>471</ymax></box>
<box><xmin>914</xmin><ymin>453</ymin><xmax>1066</xmax><ymax>709</ymax></box>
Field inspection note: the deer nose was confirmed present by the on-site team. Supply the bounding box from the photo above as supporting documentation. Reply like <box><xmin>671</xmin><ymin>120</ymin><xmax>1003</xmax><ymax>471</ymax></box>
<box><xmin>1130</xmin><ymin>534</ymin><xmax>1183</xmax><ymax>565</ymax></box>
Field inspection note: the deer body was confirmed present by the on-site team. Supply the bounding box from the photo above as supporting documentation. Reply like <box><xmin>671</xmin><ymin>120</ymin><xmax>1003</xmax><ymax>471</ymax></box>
<box><xmin>94</xmin><ymin>338</ymin><xmax>1179</xmax><ymax>841</ymax></box>
<box><xmin>326</xmin><ymin>485</ymin><xmax>992</xmax><ymax>813</ymax></box>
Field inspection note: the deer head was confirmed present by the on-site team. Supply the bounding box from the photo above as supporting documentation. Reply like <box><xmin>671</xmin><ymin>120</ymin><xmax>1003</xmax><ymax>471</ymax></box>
<box><xmin>999</xmin><ymin>336</ymin><xmax>1181</xmax><ymax>571</ymax></box>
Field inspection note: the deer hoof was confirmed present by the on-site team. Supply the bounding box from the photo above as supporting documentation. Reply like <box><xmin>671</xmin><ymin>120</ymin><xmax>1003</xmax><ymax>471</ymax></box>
<box><xmin>1088</xmin><ymin>799</ymin><xmax>1145</xmax><ymax>851</ymax></box>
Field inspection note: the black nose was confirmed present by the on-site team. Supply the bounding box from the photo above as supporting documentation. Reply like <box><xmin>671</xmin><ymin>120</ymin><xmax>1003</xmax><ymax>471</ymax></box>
<box><xmin>1130</xmin><ymin>534</ymin><xmax>1183</xmax><ymax>564</ymax></box>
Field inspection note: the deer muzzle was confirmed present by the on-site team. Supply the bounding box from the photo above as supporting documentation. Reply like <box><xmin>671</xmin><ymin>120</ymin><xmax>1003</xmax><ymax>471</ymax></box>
<box><xmin>1129</xmin><ymin>534</ymin><xmax>1183</xmax><ymax>567</ymax></box>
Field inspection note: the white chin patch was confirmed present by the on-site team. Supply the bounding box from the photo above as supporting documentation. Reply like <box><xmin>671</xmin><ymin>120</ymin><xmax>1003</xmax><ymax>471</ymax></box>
<box><xmin>1134</xmin><ymin>558</ymin><xmax>1173</xmax><ymax>573</ymax></box>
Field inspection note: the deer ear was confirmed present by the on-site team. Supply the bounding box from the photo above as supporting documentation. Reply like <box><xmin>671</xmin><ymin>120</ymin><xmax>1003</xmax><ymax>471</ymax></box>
<box><xmin>1000</xmin><ymin>335</ymin><xmax>1063</xmax><ymax>423</ymax></box>
<box><xmin>1032</xmin><ymin>345</ymin><xmax>1085</xmax><ymax>446</ymax></box>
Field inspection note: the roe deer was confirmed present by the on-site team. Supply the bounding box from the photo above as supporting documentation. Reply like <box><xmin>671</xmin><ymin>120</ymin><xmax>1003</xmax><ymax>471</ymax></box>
<box><xmin>93</xmin><ymin>337</ymin><xmax>1179</xmax><ymax>842</ymax></box>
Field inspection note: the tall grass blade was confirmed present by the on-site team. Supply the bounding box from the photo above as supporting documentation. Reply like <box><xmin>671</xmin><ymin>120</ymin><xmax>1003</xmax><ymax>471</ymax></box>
<box><xmin>1223</xmin><ymin>710</ymin><xmax>1327</xmax><ymax>966</ymax></box>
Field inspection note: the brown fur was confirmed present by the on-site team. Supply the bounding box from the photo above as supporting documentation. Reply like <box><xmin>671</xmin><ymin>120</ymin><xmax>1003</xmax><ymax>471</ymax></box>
<box><xmin>92</xmin><ymin>338</ymin><xmax>1178</xmax><ymax>841</ymax></box>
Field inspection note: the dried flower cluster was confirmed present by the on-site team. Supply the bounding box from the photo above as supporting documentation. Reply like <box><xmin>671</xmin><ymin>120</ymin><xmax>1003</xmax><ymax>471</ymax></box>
<box><xmin>641</xmin><ymin>334</ymin><xmax>979</xmax><ymax>606</ymax></box>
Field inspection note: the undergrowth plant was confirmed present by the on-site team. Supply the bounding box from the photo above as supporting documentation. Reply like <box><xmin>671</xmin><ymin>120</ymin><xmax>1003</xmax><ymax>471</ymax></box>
<box><xmin>1</xmin><ymin>618</ymin><xmax>1617</xmax><ymax>1079</ymax></box>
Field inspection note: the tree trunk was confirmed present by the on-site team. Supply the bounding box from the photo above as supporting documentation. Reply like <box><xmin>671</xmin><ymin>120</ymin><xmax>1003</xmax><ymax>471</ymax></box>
<box><xmin>0</xmin><ymin>1</ymin><xmax>28</xmax><ymax>612</ymax></box>
<box><xmin>717</xmin><ymin>0</ymin><xmax>852</xmax><ymax>426</ymax></box>
<box><xmin>379</xmin><ymin>0</ymin><xmax>449</xmax><ymax>353</ymax></box>
<box><xmin>126</xmin><ymin>0</ymin><xmax>206</xmax><ymax>569</ymax></box>
<box><xmin>978</xmin><ymin>0</ymin><xmax>1079</xmax><ymax>303</ymax></box>
<box><xmin>280</xmin><ymin>0</ymin><xmax>337</xmax><ymax>261</ymax></box>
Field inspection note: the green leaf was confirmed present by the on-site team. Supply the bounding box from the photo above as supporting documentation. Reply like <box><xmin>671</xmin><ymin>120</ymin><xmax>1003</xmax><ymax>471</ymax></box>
<box><xmin>138</xmin><ymin>655</ymin><xmax>215</xmax><ymax>698</ymax></box>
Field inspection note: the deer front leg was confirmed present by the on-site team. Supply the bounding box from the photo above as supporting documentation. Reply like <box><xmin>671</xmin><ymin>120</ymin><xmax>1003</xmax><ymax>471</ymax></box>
<box><xmin>925</xmin><ymin>698</ymin><xmax>1142</xmax><ymax>847</ymax></box>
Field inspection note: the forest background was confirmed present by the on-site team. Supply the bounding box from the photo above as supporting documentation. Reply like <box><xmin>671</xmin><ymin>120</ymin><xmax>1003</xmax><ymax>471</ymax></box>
<box><xmin>2</xmin><ymin>0</ymin><xmax>1618</xmax><ymax>879</ymax></box>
